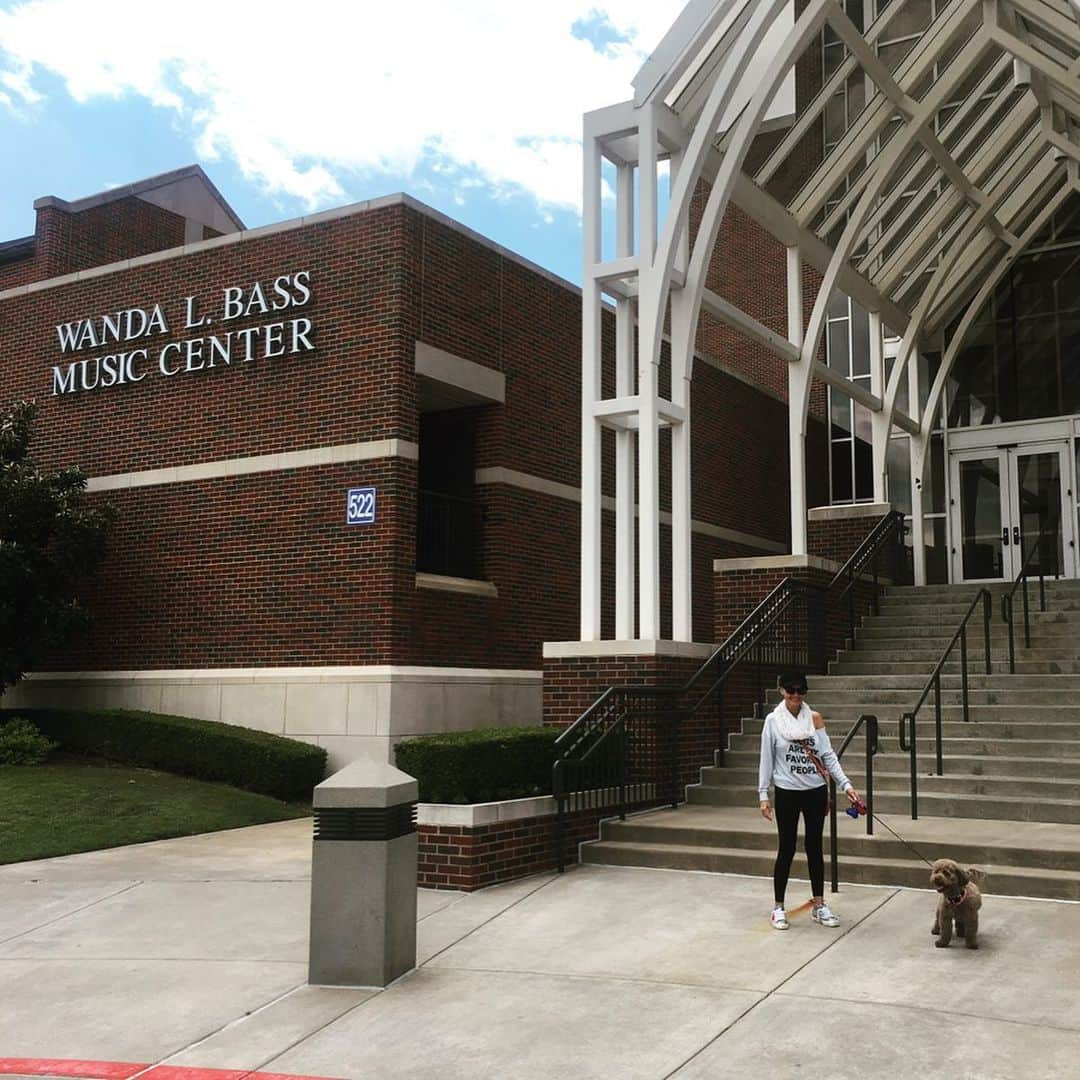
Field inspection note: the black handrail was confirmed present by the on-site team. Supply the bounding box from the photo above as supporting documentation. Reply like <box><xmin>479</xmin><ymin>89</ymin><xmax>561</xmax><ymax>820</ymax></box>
<box><xmin>552</xmin><ymin>578</ymin><xmax>824</xmax><ymax>870</ymax></box>
<box><xmin>1001</xmin><ymin>530</ymin><xmax>1055</xmax><ymax>672</ymax></box>
<box><xmin>829</xmin><ymin>713</ymin><xmax>878</xmax><ymax>893</ymax></box>
<box><xmin>552</xmin><ymin>510</ymin><xmax>909</xmax><ymax>871</ymax></box>
<box><xmin>828</xmin><ymin>510</ymin><xmax>909</xmax><ymax>655</ymax></box>
<box><xmin>898</xmin><ymin>588</ymin><xmax>992</xmax><ymax>819</ymax></box>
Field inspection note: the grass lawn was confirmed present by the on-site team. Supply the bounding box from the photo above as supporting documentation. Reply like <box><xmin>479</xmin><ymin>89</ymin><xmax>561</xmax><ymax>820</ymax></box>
<box><xmin>0</xmin><ymin>757</ymin><xmax>311</xmax><ymax>864</ymax></box>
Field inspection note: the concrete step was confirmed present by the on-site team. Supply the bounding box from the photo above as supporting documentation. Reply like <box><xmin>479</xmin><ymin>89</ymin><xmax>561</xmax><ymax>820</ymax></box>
<box><xmin>686</xmin><ymin>782</ymin><xmax>1080</xmax><ymax>823</ymax></box>
<box><xmin>738</xmin><ymin>716</ymin><xmax>1080</xmax><ymax>740</ymax></box>
<box><xmin>867</xmin><ymin>610</ymin><xmax>1079</xmax><ymax>628</ymax></box>
<box><xmin>722</xmin><ymin>749</ymin><xmax>1080</xmax><ymax>779</ymax></box>
<box><xmin>696</xmin><ymin>764</ymin><xmax>1080</xmax><ymax>800</ymax></box>
<box><xmin>581</xmin><ymin>805</ymin><xmax>1080</xmax><ymax>898</ymax></box>
<box><xmin>594</xmin><ymin>805</ymin><xmax>1080</xmax><ymax>873</ymax></box>
<box><xmin>855</xmin><ymin>623</ymin><xmax>1080</xmax><ymax>641</ymax></box>
<box><xmin>887</xmin><ymin>581</ymin><xmax>1080</xmax><ymax>598</ymax></box>
<box><xmin>808</xmin><ymin>706</ymin><xmax>1080</xmax><ymax>724</ymax></box>
<box><xmin>806</xmin><ymin>687</ymin><xmax>1079</xmax><ymax>704</ymax></box>
<box><xmin>727</xmin><ymin>732</ymin><xmax>1072</xmax><ymax>757</ymax></box>
<box><xmin>810</xmin><ymin>672</ymin><xmax>1080</xmax><ymax>689</ymax></box>
<box><xmin>581</xmin><ymin>839</ymin><xmax>1080</xmax><ymax>899</ymax></box>
<box><xmin>829</xmin><ymin>660</ymin><xmax>1080</xmax><ymax>675</ymax></box>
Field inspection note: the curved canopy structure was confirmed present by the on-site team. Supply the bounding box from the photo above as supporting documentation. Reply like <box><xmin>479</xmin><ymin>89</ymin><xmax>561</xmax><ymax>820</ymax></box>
<box><xmin>580</xmin><ymin>0</ymin><xmax>1080</xmax><ymax>641</ymax></box>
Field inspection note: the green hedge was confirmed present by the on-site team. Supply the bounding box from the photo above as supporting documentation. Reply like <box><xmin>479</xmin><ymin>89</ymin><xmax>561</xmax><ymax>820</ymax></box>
<box><xmin>2</xmin><ymin>708</ymin><xmax>326</xmax><ymax>803</ymax></box>
<box><xmin>395</xmin><ymin>726</ymin><xmax>560</xmax><ymax>804</ymax></box>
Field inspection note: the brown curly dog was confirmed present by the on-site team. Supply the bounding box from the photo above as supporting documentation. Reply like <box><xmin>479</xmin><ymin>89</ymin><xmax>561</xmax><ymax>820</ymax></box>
<box><xmin>930</xmin><ymin>858</ymin><xmax>985</xmax><ymax>949</ymax></box>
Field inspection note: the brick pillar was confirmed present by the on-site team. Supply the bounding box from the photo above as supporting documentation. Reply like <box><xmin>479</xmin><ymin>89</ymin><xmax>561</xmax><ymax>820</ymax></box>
<box><xmin>541</xmin><ymin>640</ymin><xmax>717</xmax><ymax>816</ymax></box>
<box><xmin>807</xmin><ymin>502</ymin><xmax>892</xmax><ymax>567</ymax></box>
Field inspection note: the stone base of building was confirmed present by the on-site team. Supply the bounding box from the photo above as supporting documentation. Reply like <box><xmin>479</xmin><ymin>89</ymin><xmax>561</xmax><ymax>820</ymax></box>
<box><xmin>2</xmin><ymin>666</ymin><xmax>542</xmax><ymax>770</ymax></box>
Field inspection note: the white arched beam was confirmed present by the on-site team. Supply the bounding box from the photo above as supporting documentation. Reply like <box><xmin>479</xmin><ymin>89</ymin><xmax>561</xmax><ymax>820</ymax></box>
<box><xmin>914</xmin><ymin>179</ymin><xmax>1078</xmax><ymax>486</ymax></box>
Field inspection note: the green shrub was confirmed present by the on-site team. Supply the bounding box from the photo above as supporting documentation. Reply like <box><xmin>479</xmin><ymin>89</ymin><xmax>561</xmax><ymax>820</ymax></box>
<box><xmin>395</xmin><ymin>726</ymin><xmax>560</xmax><ymax>804</ymax></box>
<box><xmin>2</xmin><ymin>708</ymin><xmax>326</xmax><ymax>802</ymax></box>
<box><xmin>0</xmin><ymin>716</ymin><xmax>58</xmax><ymax>766</ymax></box>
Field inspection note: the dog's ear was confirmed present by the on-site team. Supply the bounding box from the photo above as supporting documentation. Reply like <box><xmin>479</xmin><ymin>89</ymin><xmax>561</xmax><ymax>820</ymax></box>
<box><xmin>956</xmin><ymin>867</ymin><xmax>969</xmax><ymax>888</ymax></box>
<box><xmin>966</xmin><ymin>867</ymin><xmax>985</xmax><ymax>884</ymax></box>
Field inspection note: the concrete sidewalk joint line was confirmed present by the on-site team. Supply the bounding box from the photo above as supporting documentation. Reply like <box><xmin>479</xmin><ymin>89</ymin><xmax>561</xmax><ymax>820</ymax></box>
<box><xmin>0</xmin><ymin>882</ymin><xmax>144</xmax><ymax>948</ymax></box>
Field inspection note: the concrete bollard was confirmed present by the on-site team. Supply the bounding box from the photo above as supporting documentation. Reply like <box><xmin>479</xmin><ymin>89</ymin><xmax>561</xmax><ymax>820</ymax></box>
<box><xmin>307</xmin><ymin>759</ymin><xmax>418</xmax><ymax>987</ymax></box>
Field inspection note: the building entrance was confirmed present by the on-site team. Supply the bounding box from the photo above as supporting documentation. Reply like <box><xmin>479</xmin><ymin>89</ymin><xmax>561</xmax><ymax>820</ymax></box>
<box><xmin>949</xmin><ymin>435</ymin><xmax>1075</xmax><ymax>583</ymax></box>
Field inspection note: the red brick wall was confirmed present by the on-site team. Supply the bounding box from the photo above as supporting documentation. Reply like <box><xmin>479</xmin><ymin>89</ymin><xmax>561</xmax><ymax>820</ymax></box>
<box><xmin>417</xmin><ymin>806</ymin><xmax>604</xmax><ymax>890</ymax></box>
<box><xmin>0</xmin><ymin>198</ymin><xmax>189</xmax><ymax>290</ymax></box>
<box><xmin>808</xmin><ymin>510</ymin><xmax>891</xmax><ymax>568</ymax></box>
<box><xmin>2</xmin><ymin>190</ymin><xmax>818</xmax><ymax>676</ymax></box>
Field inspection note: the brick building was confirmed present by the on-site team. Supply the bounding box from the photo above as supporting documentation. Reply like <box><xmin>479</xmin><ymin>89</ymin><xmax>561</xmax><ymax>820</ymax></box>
<box><xmin>0</xmin><ymin>165</ymin><xmax>830</xmax><ymax>765</ymax></box>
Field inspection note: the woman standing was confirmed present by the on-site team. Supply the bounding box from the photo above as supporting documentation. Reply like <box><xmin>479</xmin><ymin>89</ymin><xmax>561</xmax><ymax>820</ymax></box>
<box><xmin>758</xmin><ymin>671</ymin><xmax>861</xmax><ymax>930</ymax></box>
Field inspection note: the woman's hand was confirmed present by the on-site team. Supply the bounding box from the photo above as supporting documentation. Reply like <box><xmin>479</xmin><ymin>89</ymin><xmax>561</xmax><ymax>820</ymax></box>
<box><xmin>760</xmin><ymin>800</ymin><xmax>773</xmax><ymax>821</ymax></box>
<box><xmin>846</xmin><ymin>786</ymin><xmax>861</xmax><ymax>805</ymax></box>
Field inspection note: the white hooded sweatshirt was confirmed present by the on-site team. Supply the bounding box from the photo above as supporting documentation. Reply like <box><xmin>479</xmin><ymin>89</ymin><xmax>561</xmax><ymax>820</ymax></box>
<box><xmin>757</xmin><ymin>701</ymin><xmax>852</xmax><ymax>801</ymax></box>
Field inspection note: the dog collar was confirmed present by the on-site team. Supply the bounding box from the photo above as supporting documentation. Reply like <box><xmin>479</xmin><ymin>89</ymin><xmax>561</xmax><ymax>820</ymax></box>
<box><xmin>946</xmin><ymin>887</ymin><xmax>968</xmax><ymax>907</ymax></box>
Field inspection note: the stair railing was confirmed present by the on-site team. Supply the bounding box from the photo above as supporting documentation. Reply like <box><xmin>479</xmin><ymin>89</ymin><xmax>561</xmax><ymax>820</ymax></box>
<box><xmin>552</xmin><ymin>577</ymin><xmax>826</xmax><ymax>871</ymax></box>
<box><xmin>1002</xmin><ymin>530</ymin><xmax>1056</xmax><ymax>673</ymax></box>
<box><xmin>898</xmin><ymin>588</ymin><xmax>992</xmax><ymax>819</ymax></box>
<box><xmin>829</xmin><ymin>713</ymin><xmax>878</xmax><ymax>893</ymax></box>
<box><xmin>827</xmin><ymin>509</ymin><xmax>909</xmax><ymax>658</ymax></box>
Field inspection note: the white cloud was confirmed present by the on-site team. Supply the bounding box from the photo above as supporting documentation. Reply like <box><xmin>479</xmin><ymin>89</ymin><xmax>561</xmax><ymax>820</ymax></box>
<box><xmin>0</xmin><ymin>0</ymin><xmax>695</xmax><ymax>214</ymax></box>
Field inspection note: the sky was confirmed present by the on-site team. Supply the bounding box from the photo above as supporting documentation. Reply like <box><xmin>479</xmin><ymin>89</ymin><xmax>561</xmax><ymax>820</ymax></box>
<box><xmin>0</xmin><ymin>0</ymin><xmax>702</xmax><ymax>286</ymax></box>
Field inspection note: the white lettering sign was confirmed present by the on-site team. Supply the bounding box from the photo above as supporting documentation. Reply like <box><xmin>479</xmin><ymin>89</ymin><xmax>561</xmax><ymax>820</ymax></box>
<box><xmin>50</xmin><ymin>271</ymin><xmax>314</xmax><ymax>396</ymax></box>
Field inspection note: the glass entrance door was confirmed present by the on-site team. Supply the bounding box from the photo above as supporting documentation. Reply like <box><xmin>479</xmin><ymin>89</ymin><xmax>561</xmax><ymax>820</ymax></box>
<box><xmin>950</xmin><ymin>442</ymin><xmax>1075</xmax><ymax>582</ymax></box>
<box><xmin>1009</xmin><ymin>445</ymin><xmax>1069</xmax><ymax>578</ymax></box>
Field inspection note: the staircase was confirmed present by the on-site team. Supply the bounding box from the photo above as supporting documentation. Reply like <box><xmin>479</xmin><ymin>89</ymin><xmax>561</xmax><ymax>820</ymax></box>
<box><xmin>581</xmin><ymin>579</ymin><xmax>1080</xmax><ymax>899</ymax></box>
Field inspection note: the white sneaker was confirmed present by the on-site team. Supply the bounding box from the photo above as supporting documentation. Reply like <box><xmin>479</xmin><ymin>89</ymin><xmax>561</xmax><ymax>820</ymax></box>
<box><xmin>812</xmin><ymin>903</ymin><xmax>840</xmax><ymax>927</ymax></box>
<box><xmin>770</xmin><ymin>906</ymin><xmax>789</xmax><ymax>930</ymax></box>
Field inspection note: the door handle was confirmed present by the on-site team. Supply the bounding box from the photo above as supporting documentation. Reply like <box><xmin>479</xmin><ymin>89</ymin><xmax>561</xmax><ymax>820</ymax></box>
<box><xmin>1002</xmin><ymin>527</ymin><xmax>1010</xmax><ymax>546</ymax></box>
<box><xmin>1013</xmin><ymin>526</ymin><xmax>1021</xmax><ymax>546</ymax></box>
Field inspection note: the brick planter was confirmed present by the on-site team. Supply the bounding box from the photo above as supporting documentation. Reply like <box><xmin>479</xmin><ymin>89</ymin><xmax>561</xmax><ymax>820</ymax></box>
<box><xmin>416</xmin><ymin>796</ymin><xmax>609</xmax><ymax>891</ymax></box>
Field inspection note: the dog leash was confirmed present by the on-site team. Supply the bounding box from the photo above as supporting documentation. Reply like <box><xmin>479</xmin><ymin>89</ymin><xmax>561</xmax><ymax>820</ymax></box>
<box><xmin>796</xmin><ymin>739</ymin><xmax>936</xmax><ymax>870</ymax></box>
<box><xmin>866</xmin><ymin>814</ymin><xmax>936</xmax><ymax>869</ymax></box>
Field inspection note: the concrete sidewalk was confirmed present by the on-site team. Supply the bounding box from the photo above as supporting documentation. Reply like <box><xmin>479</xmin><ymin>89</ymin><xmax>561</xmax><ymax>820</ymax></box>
<box><xmin>1</xmin><ymin>819</ymin><xmax>1079</xmax><ymax>1079</ymax></box>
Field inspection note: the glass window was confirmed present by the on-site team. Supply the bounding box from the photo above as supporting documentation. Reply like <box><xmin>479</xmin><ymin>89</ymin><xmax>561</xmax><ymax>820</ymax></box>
<box><xmin>832</xmin><ymin>441</ymin><xmax>854</xmax><ymax>502</ymax></box>
<box><xmin>829</xmin><ymin>320</ymin><xmax>851</xmax><ymax>378</ymax></box>
<box><xmin>831</xmin><ymin>391</ymin><xmax>853</xmax><ymax>438</ymax></box>
<box><xmin>925</xmin><ymin>517</ymin><xmax>949</xmax><ymax>584</ymax></box>
<box><xmin>851</xmin><ymin>310</ymin><xmax>871</xmax><ymax>376</ymax></box>
<box><xmin>887</xmin><ymin>435</ymin><xmax>912</xmax><ymax>514</ymax></box>
<box><xmin>854</xmin><ymin>435</ymin><xmax>874</xmax><ymax>500</ymax></box>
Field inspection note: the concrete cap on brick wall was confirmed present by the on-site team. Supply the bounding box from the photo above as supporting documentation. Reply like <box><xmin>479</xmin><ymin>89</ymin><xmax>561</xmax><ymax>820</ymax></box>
<box><xmin>713</xmin><ymin>554</ymin><xmax>842</xmax><ymax>574</ymax></box>
<box><xmin>313</xmin><ymin>760</ymin><xmax>418</xmax><ymax>809</ymax></box>
<box><xmin>807</xmin><ymin>502</ymin><xmax>892</xmax><ymax>522</ymax></box>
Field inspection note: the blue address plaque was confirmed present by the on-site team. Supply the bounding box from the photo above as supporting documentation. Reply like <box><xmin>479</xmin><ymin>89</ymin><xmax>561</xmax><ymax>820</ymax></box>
<box><xmin>346</xmin><ymin>486</ymin><xmax>377</xmax><ymax>525</ymax></box>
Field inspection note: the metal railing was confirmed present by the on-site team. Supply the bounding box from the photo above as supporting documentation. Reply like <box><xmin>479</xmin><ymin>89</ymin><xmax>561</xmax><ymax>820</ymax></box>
<box><xmin>828</xmin><ymin>510</ymin><xmax>909</xmax><ymax>657</ymax></box>
<box><xmin>1002</xmin><ymin>530</ymin><xmax>1056</xmax><ymax>673</ymax></box>
<box><xmin>829</xmin><ymin>713</ymin><xmax>878</xmax><ymax>893</ymax></box>
<box><xmin>552</xmin><ymin>577</ymin><xmax>826</xmax><ymax>870</ymax></box>
<box><xmin>552</xmin><ymin>509</ymin><xmax>911</xmax><ymax>871</ymax></box>
<box><xmin>898</xmin><ymin>588</ymin><xmax>992</xmax><ymax>819</ymax></box>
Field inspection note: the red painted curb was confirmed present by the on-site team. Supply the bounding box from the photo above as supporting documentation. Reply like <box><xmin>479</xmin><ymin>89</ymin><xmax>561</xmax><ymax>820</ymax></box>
<box><xmin>0</xmin><ymin>1062</ymin><xmax>342</xmax><ymax>1080</ymax></box>
<box><xmin>0</xmin><ymin>1062</ymin><xmax>144</xmax><ymax>1080</ymax></box>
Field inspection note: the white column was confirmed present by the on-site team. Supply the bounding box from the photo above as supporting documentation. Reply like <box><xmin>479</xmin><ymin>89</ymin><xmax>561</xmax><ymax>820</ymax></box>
<box><xmin>669</xmin><ymin>147</ymin><xmax>693</xmax><ymax>642</ymax></box>
<box><xmin>580</xmin><ymin>131</ymin><xmax>603</xmax><ymax>640</ymax></box>
<box><xmin>637</xmin><ymin>105</ymin><xmax>661</xmax><ymax>640</ymax></box>
<box><xmin>868</xmin><ymin>310</ymin><xmax>889</xmax><ymax>504</ymax></box>
<box><xmin>787</xmin><ymin>246</ymin><xmax>807</xmax><ymax>556</ymax></box>
<box><xmin>615</xmin><ymin>162</ymin><xmax>636</xmax><ymax>640</ymax></box>
<box><xmin>908</xmin><ymin>351</ymin><xmax>927</xmax><ymax>585</ymax></box>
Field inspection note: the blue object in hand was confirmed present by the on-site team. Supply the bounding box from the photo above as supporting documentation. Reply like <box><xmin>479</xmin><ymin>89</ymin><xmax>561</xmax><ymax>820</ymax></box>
<box><xmin>845</xmin><ymin>797</ymin><xmax>868</xmax><ymax>819</ymax></box>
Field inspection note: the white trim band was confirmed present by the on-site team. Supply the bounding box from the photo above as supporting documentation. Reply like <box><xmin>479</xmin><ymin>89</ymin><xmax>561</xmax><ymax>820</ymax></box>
<box><xmin>87</xmin><ymin>438</ymin><xmax>419</xmax><ymax>492</ymax></box>
<box><xmin>476</xmin><ymin>466</ymin><xmax>785</xmax><ymax>553</ymax></box>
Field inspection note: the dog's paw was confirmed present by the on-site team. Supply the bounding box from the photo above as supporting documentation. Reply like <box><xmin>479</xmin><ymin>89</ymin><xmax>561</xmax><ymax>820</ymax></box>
<box><xmin>934</xmin><ymin>938</ymin><xmax>950</xmax><ymax>948</ymax></box>
<box><xmin>965</xmin><ymin>939</ymin><xmax>979</xmax><ymax>950</ymax></box>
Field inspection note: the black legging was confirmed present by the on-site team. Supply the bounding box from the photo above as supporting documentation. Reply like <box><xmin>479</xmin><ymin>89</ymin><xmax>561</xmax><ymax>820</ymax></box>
<box><xmin>773</xmin><ymin>784</ymin><xmax>828</xmax><ymax>905</ymax></box>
